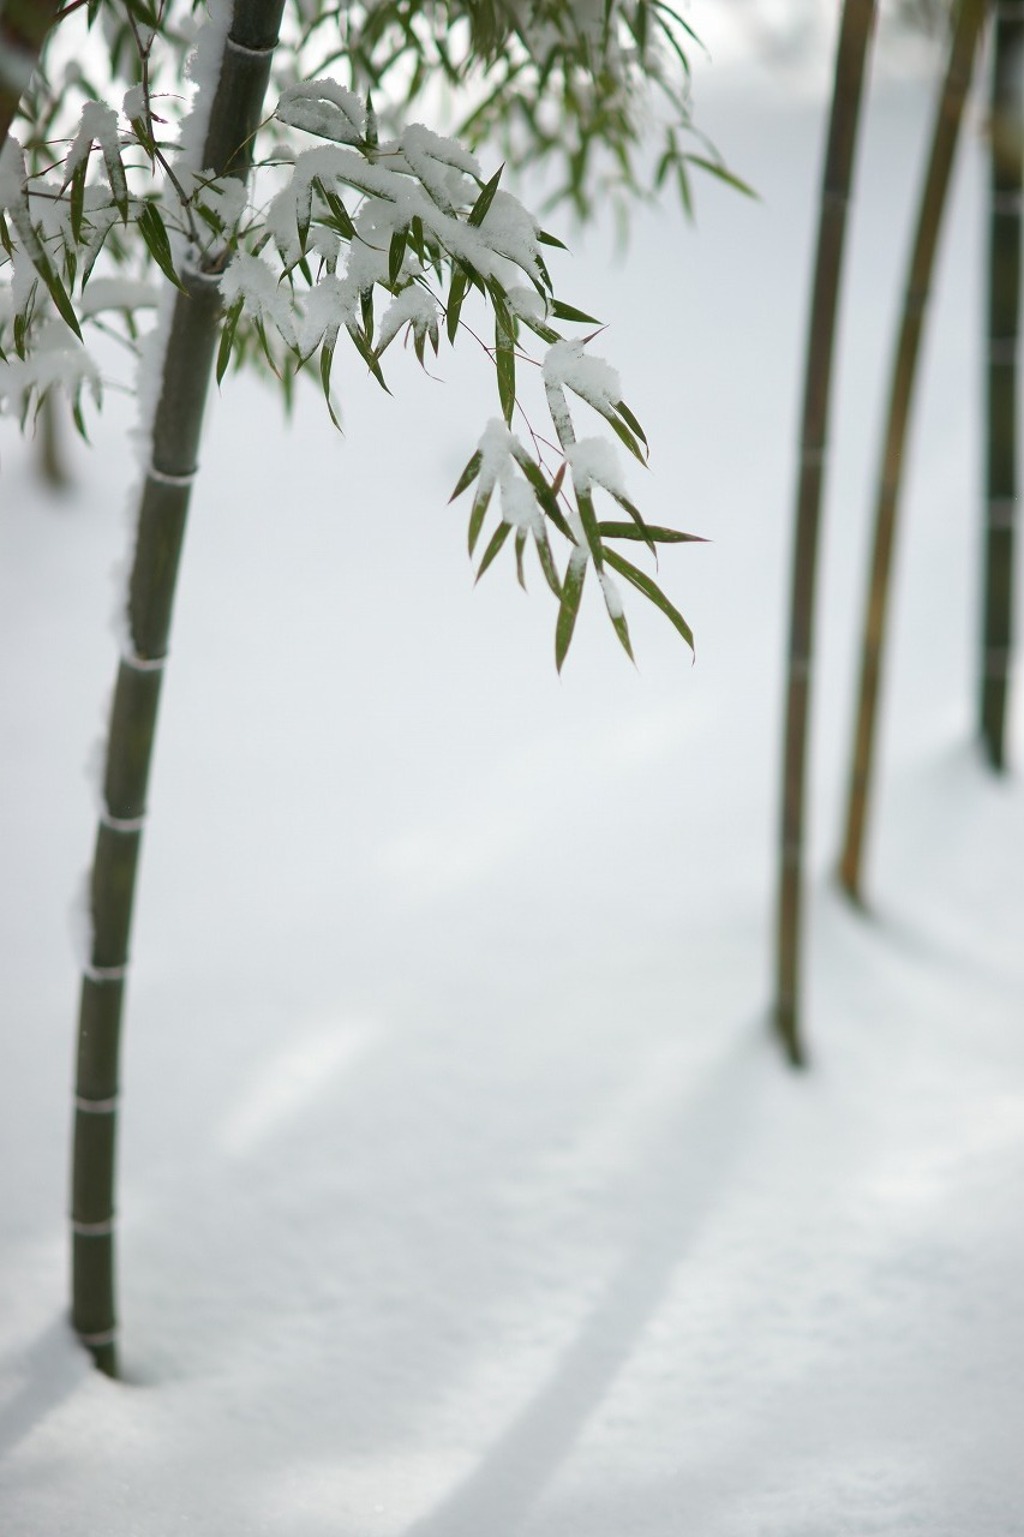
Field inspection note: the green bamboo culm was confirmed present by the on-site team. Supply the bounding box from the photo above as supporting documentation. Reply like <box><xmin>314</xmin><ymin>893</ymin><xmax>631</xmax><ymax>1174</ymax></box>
<box><xmin>980</xmin><ymin>0</ymin><xmax>1024</xmax><ymax>769</ymax></box>
<box><xmin>0</xmin><ymin>0</ymin><xmax>60</xmax><ymax>150</ymax></box>
<box><xmin>839</xmin><ymin>0</ymin><xmax>987</xmax><ymax>901</ymax></box>
<box><xmin>71</xmin><ymin>0</ymin><xmax>286</xmax><ymax>1378</ymax></box>
<box><xmin>775</xmin><ymin>0</ymin><xmax>877</xmax><ymax>1068</ymax></box>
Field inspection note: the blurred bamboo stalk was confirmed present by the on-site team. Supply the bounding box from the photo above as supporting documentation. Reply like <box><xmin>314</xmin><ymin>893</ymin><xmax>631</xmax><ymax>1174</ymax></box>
<box><xmin>980</xmin><ymin>0</ymin><xmax>1024</xmax><ymax>768</ymax></box>
<box><xmin>0</xmin><ymin>0</ymin><xmax>59</xmax><ymax>152</ymax></box>
<box><xmin>840</xmin><ymin>0</ymin><xmax>987</xmax><ymax>900</ymax></box>
<box><xmin>775</xmin><ymin>0</ymin><xmax>877</xmax><ymax>1067</ymax></box>
<box><xmin>71</xmin><ymin>0</ymin><xmax>285</xmax><ymax>1377</ymax></box>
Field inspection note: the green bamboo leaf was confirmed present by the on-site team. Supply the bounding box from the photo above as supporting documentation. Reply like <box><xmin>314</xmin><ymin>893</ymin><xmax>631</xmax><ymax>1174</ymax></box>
<box><xmin>496</xmin><ymin>320</ymin><xmax>515</xmax><ymax>426</ymax></box>
<box><xmin>35</xmin><ymin>257</ymin><xmax>83</xmax><ymax>340</ymax></box>
<box><xmin>319</xmin><ymin>340</ymin><xmax>342</xmax><ymax>430</ymax></box>
<box><xmin>360</xmin><ymin>287</ymin><xmax>375</xmax><ymax>343</ymax></box>
<box><xmin>447</xmin><ymin>265</ymin><xmax>468</xmax><ymax>343</ymax></box>
<box><xmin>216</xmin><ymin>299</ymin><xmax>243</xmax><ymax>385</ymax></box>
<box><xmin>615</xmin><ymin>399</ymin><xmax>648</xmax><ymax>450</ymax></box>
<box><xmin>685</xmin><ymin>154</ymin><xmax>758</xmax><ymax>200</ymax></box>
<box><xmin>555</xmin><ymin>551</ymin><xmax>588</xmax><ymax>672</ymax></box>
<box><xmin>603</xmin><ymin>547</ymin><xmax>695</xmax><ymax>654</ymax></box>
<box><xmin>468</xmin><ymin>485</ymin><xmax>492</xmax><ymax>555</ymax></box>
<box><xmin>476</xmin><ymin>519</ymin><xmax>511</xmax><ymax>581</ymax></box>
<box><xmin>468</xmin><ymin>163</ymin><xmax>503</xmax><ymax>227</ymax></box>
<box><xmin>608</xmin><ymin>603</ymin><xmax>635</xmax><ymax>663</ymax></box>
<box><xmin>533</xmin><ymin>523</ymin><xmax>562</xmax><ymax>598</ymax></box>
<box><xmin>538</xmin><ymin>229</ymin><xmax>568</xmax><ymax>249</ymax></box>
<box><xmin>551</xmin><ymin>299</ymin><xmax>600</xmax><ymax>324</ymax></box>
<box><xmin>388</xmin><ymin>226</ymin><xmax>408</xmax><ymax>287</ymax></box>
<box><xmin>598</xmin><ymin>521</ymin><xmax>705</xmax><ymax>544</ymax></box>
<box><xmin>515</xmin><ymin>528</ymin><xmax>528</xmax><ymax>590</ymax></box>
<box><xmin>576</xmin><ymin>487</ymin><xmax>604</xmax><ymax>570</ymax></box>
<box><xmin>449</xmin><ymin>448</ymin><xmax>482</xmax><ymax>502</ymax></box>
<box><xmin>70</xmin><ymin>162</ymin><xmax>87</xmax><ymax>244</ymax></box>
<box><xmin>607</xmin><ymin>412</ymin><xmax>646</xmax><ymax>465</ymax></box>
<box><xmin>137</xmin><ymin>202</ymin><xmax>184</xmax><ymax>292</ymax></box>
<box><xmin>317</xmin><ymin>181</ymin><xmax>356</xmax><ymax>240</ymax></box>
<box><xmin>346</xmin><ymin>322</ymin><xmax>390</xmax><ymax>391</ymax></box>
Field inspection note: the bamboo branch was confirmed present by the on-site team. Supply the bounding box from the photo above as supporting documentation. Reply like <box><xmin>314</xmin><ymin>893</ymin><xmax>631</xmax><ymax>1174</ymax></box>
<box><xmin>71</xmin><ymin>0</ymin><xmax>286</xmax><ymax>1378</ymax></box>
<box><xmin>839</xmin><ymin>0</ymin><xmax>986</xmax><ymax>900</ymax></box>
<box><xmin>981</xmin><ymin>0</ymin><xmax>1023</xmax><ymax>768</ymax></box>
<box><xmin>775</xmin><ymin>0</ymin><xmax>876</xmax><ymax>1067</ymax></box>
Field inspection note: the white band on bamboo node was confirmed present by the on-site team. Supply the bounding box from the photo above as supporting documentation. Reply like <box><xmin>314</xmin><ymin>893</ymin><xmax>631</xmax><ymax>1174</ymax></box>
<box><xmin>121</xmin><ymin>650</ymin><xmax>167</xmax><ymax>673</ymax></box>
<box><xmin>101</xmin><ymin>807</ymin><xmax>146</xmax><ymax>834</ymax></box>
<box><xmin>75</xmin><ymin>1094</ymin><xmax>119</xmax><ymax>1115</ymax></box>
<box><xmin>76</xmin><ymin>1326</ymin><xmax>117</xmax><ymax>1348</ymax></box>
<box><xmin>147</xmin><ymin>465</ymin><xmax>197</xmax><ymax>487</ymax></box>
<box><xmin>72</xmin><ymin>1217</ymin><xmax>116</xmax><ymax>1237</ymax></box>
<box><xmin>84</xmin><ymin>962</ymin><xmax>129</xmax><ymax>984</ymax></box>
<box><xmin>225</xmin><ymin>35</ymin><xmax>279</xmax><ymax>56</ymax></box>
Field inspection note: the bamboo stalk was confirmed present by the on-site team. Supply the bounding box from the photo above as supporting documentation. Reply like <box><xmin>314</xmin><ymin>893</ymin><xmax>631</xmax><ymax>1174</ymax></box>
<box><xmin>71</xmin><ymin>0</ymin><xmax>285</xmax><ymax>1377</ymax></box>
<box><xmin>775</xmin><ymin>0</ymin><xmax>877</xmax><ymax>1067</ymax></box>
<box><xmin>0</xmin><ymin>0</ymin><xmax>59</xmax><ymax>153</ymax></box>
<box><xmin>839</xmin><ymin>0</ymin><xmax>986</xmax><ymax>900</ymax></box>
<box><xmin>981</xmin><ymin>0</ymin><xmax>1024</xmax><ymax>768</ymax></box>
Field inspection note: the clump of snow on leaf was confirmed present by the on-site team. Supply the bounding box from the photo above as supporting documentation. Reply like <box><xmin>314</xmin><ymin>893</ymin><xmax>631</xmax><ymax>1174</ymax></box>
<box><xmin>567</xmin><ymin>437</ymin><xmax>627</xmax><ymax>497</ymax></box>
<box><xmin>376</xmin><ymin>286</ymin><xmax>439</xmax><ymax>353</ymax></box>
<box><xmin>277</xmin><ymin>80</ymin><xmax>366</xmax><ymax>145</ymax></box>
<box><xmin>543</xmin><ymin>340</ymin><xmax>621</xmax><ymax>414</ymax></box>
<box><xmin>219</xmin><ymin>253</ymin><xmax>298</xmax><ymax>348</ymax></box>
<box><xmin>476</xmin><ymin>418</ymin><xmax>542</xmax><ymax>533</ymax></box>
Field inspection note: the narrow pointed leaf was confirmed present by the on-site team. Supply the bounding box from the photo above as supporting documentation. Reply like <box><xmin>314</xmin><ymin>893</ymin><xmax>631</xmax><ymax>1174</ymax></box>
<box><xmin>515</xmin><ymin>528</ymin><xmax>528</xmax><ymax>589</ymax></box>
<box><xmin>476</xmin><ymin>519</ymin><xmax>512</xmax><ymax>581</ymax></box>
<box><xmin>603</xmin><ymin>547</ymin><xmax>694</xmax><ymax>654</ymax></box>
<box><xmin>447</xmin><ymin>265</ymin><xmax>468</xmax><ymax>343</ymax></box>
<box><xmin>468</xmin><ymin>164</ymin><xmax>503</xmax><ymax>227</ymax></box>
<box><xmin>555</xmin><ymin>551</ymin><xmax>588</xmax><ymax>671</ymax></box>
<box><xmin>449</xmin><ymin>448</ymin><xmax>482</xmax><ymax>502</ymax></box>
<box><xmin>615</xmin><ymin>398</ymin><xmax>648</xmax><ymax>450</ymax></box>
<box><xmin>551</xmin><ymin>300</ymin><xmax>600</xmax><ymax>324</ymax></box>
<box><xmin>468</xmin><ymin>486</ymin><xmax>492</xmax><ymax>555</ymax></box>
<box><xmin>598</xmin><ymin>521</ymin><xmax>706</xmax><ymax>544</ymax></box>
<box><xmin>138</xmin><ymin>202</ymin><xmax>184</xmax><ymax>292</ymax></box>
<box><xmin>388</xmin><ymin>227</ymin><xmax>408</xmax><ymax>286</ymax></box>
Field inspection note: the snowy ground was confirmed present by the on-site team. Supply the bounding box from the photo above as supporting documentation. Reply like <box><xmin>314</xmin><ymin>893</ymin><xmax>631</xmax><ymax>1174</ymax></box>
<box><xmin>3</xmin><ymin>16</ymin><xmax>1024</xmax><ymax>1537</ymax></box>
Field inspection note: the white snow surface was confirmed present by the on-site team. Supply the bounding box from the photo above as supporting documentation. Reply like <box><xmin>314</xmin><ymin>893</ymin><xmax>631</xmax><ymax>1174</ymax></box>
<box><xmin>3</xmin><ymin>30</ymin><xmax>1024</xmax><ymax>1537</ymax></box>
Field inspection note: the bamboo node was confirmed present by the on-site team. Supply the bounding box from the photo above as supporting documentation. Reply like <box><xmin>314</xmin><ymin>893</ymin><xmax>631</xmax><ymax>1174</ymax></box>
<box><xmin>146</xmin><ymin>465</ymin><xmax>197</xmax><ymax>488</ymax></box>
<box><xmin>75</xmin><ymin>1325</ymin><xmax>117</xmax><ymax>1348</ymax></box>
<box><xmin>75</xmin><ymin>1094</ymin><xmax>119</xmax><ymax>1115</ymax></box>
<box><xmin>988</xmin><ymin>337</ymin><xmax>1019</xmax><ymax>366</ymax></box>
<box><xmin>121</xmin><ymin>649</ymin><xmax>167</xmax><ymax>674</ymax></box>
<box><xmin>100</xmin><ymin>807</ymin><xmax>147</xmax><ymax>835</ymax></box>
<box><xmin>987</xmin><ymin>497</ymin><xmax>1017</xmax><ymax>529</ymax></box>
<box><xmin>225</xmin><ymin>35</ymin><xmax>279</xmax><ymax>58</ymax></box>
<box><xmin>71</xmin><ymin>1216</ymin><xmax>116</xmax><ymax>1237</ymax></box>
<box><xmin>84</xmin><ymin>961</ymin><xmax>129</xmax><ymax>984</ymax></box>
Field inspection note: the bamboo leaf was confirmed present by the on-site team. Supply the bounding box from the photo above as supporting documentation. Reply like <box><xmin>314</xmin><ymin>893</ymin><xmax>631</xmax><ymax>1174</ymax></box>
<box><xmin>36</xmin><ymin>257</ymin><xmax>83</xmax><ymax>340</ymax></box>
<box><xmin>447</xmin><ymin>265</ymin><xmax>468</xmax><ymax>343</ymax></box>
<box><xmin>598</xmin><ymin>521</ymin><xmax>705</xmax><ymax>544</ymax></box>
<box><xmin>576</xmin><ymin>487</ymin><xmax>604</xmax><ymax>570</ymax></box>
<box><xmin>533</xmin><ymin>523</ymin><xmax>562</xmax><ymax>597</ymax></box>
<box><xmin>388</xmin><ymin>226</ymin><xmax>408</xmax><ymax>286</ymax></box>
<box><xmin>476</xmin><ymin>518</ymin><xmax>512</xmax><ymax>581</ymax></box>
<box><xmin>496</xmin><ymin>313</ymin><xmax>515</xmax><ymax>425</ymax></box>
<box><xmin>603</xmin><ymin>547</ymin><xmax>694</xmax><ymax>654</ymax></box>
<box><xmin>468</xmin><ymin>485</ymin><xmax>492</xmax><ymax>555</ymax></box>
<box><xmin>551</xmin><ymin>299</ymin><xmax>600</xmax><ymax>324</ymax></box>
<box><xmin>615</xmin><ymin>398</ymin><xmax>648</xmax><ymax>450</ymax></box>
<box><xmin>468</xmin><ymin>163</ymin><xmax>503</xmax><ymax>227</ymax></box>
<box><xmin>216</xmin><ymin>299</ymin><xmax>243</xmax><ymax>385</ymax></box>
<box><xmin>685</xmin><ymin>154</ymin><xmax>758</xmax><ymax>200</ymax></box>
<box><xmin>137</xmin><ymin>202</ymin><xmax>184</xmax><ymax>292</ymax></box>
<box><xmin>319</xmin><ymin>339</ymin><xmax>342</xmax><ymax>430</ymax></box>
<box><xmin>70</xmin><ymin>162</ymin><xmax>87</xmax><ymax>244</ymax></box>
<box><xmin>449</xmin><ymin>449</ymin><xmax>482</xmax><ymax>502</ymax></box>
<box><xmin>555</xmin><ymin>551</ymin><xmax>588</xmax><ymax>672</ymax></box>
<box><xmin>346</xmin><ymin>322</ymin><xmax>390</xmax><ymax>390</ymax></box>
<box><xmin>538</xmin><ymin>228</ymin><xmax>568</xmax><ymax>249</ymax></box>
